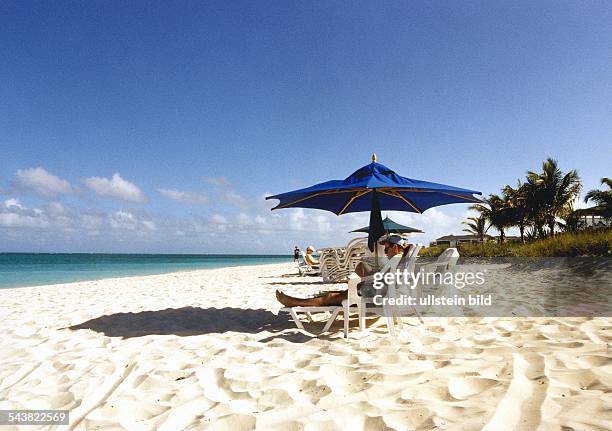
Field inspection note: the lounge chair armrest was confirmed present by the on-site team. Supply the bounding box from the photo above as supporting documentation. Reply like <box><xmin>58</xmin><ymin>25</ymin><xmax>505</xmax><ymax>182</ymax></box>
<box><xmin>346</xmin><ymin>272</ymin><xmax>361</xmax><ymax>306</ymax></box>
<box><xmin>347</xmin><ymin>272</ymin><xmax>361</xmax><ymax>285</ymax></box>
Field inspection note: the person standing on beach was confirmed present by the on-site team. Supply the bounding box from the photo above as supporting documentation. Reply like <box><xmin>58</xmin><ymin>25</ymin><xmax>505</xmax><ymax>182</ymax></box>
<box><xmin>293</xmin><ymin>246</ymin><xmax>300</xmax><ymax>261</ymax></box>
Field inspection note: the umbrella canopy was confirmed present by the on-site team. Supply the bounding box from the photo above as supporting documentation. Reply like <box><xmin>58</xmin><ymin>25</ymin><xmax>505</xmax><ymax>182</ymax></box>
<box><xmin>266</xmin><ymin>155</ymin><xmax>482</xmax><ymax>215</ymax></box>
<box><xmin>351</xmin><ymin>216</ymin><xmax>424</xmax><ymax>235</ymax></box>
<box><xmin>266</xmin><ymin>155</ymin><xmax>482</xmax><ymax>252</ymax></box>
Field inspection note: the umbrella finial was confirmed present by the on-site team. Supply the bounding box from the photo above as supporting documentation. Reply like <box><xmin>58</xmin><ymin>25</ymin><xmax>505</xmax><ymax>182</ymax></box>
<box><xmin>372</xmin><ymin>153</ymin><xmax>377</xmax><ymax>162</ymax></box>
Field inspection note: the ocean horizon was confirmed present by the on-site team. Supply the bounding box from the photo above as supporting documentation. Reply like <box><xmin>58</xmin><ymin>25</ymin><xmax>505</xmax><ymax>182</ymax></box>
<box><xmin>0</xmin><ymin>253</ymin><xmax>292</xmax><ymax>289</ymax></box>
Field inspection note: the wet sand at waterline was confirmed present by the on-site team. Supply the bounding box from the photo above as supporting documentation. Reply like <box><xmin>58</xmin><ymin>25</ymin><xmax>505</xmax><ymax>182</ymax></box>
<box><xmin>1</xmin><ymin>262</ymin><xmax>610</xmax><ymax>430</ymax></box>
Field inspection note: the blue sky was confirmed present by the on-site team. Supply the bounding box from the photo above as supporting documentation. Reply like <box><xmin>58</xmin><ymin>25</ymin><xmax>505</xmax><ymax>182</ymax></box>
<box><xmin>1</xmin><ymin>1</ymin><xmax>611</xmax><ymax>253</ymax></box>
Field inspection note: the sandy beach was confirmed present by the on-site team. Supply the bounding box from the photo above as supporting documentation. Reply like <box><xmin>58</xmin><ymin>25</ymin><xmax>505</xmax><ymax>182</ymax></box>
<box><xmin>1</xmin><ymin>262</ymin><xmax>611</xmax><ymax>430</ymax></box>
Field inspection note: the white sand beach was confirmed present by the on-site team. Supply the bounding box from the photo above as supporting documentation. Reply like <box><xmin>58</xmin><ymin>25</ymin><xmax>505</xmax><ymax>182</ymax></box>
<box><xmin>1</xmin><ymin>262</ymin><xmax>611</xmax><ymax>430</ymax></box>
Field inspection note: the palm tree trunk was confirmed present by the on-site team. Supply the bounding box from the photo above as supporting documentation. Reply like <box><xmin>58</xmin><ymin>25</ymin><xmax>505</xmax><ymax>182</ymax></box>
<box><xmin>519</xmin><ymin>224</ymin><xmax>525</xmax><ymax>243</ymax></box>
<box><xmin>548</xmin><ymin>218</ymin><xmax>556</xmax><ymax>236</ymax></box>
<box><xmin>536</xmin><ymin>223</ymin><xmax>545</xmax><ymax>238</ymax></box>
<box><xmin>499</xmin><ymin>228</ymin><xmax>505</xmax><ymax>243</ymax></box>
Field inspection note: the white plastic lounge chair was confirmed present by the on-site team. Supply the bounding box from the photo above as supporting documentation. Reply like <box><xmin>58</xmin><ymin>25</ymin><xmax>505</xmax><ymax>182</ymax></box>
<box><xmin>344</xmin><ymin>244</ymin><xmax>424</xmax><ymax>337</ymax></box>
<box><xmin>280</xmin><ymin>254</ymin><xmax>402</xmax><ymax>338</ymax></box>
<box><xmin>282</xmin><ymin>305</ymin><xmax>342</xmax><ymax>334</ymax></box>
<box><xmin>417</xmin><ymin>247</ymin><xmax>459</xmax><ymax>273</ymax></box>
<box><xmin>297</xmin><ymin>251</ymin><xmax>321</xmax><ymax>276</ymax></box>
<box><xmin>281</xmin><ymin>245</ymin><xmax>425</xmax><ymax>338</ymax></box>
<box><xmin>386</xmin><ymin>244</ymin><xmax>424</xmax><ymax>327</ymax></box>
<box><xmin>392</xmin><ymin>244</ymin><xmax>426</xmax><ymax>324</ymax></box>
<box><xmin>402</xmin><ymin>247</ymin><xmax>461</xmax><ymax>319</ymax></box>
<box><xmin>319</xmin><ymin>238</ymin><xmax>367</xmax><ymax>282</ymax></box>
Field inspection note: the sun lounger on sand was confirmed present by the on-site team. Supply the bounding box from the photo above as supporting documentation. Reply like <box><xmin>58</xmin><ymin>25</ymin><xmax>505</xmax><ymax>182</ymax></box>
<box><xmin>279</xmin><ymin>244</ymin><xmax>425</xmax><ymax>338</ymax></box>
<box><xmin>296</xmin><ymin>251</ymin><xmax>320</xmax><ymax>276</ymax></box>
<box><xmin>319</xmin><ymin>238</ymin><xmax>368</xmax><ymax>282</ymax></box>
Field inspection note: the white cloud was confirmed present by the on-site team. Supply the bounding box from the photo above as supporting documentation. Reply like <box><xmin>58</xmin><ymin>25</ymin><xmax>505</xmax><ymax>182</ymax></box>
<box><xmin>202</xmin><ymin>176</ymin><xmax>231</xmax><ymax>186</ymax></box>
<box><xmin>78</xmin><ymin>212</ymin><xmax>106</xmax><ymax>232</ymax></box>
<box><xmin>3</xmin><ymin>198</ymin><xmax>24</xmax><ymax>210</ymax></box>
<box><xmin>222</xmin><ymin>190</ymin><xmax>248</xmax><ymax>208</ymax></box>
<box><xmin>0</xmin><ymin>183</ymin><xmax>475</xmax><ymax>253</ymax></box>
<box><xmin>0</xmin><ymin>212</ymin><xmax>46</xmax><ymax>228</ymax></box>
<box><xmin>85</xmin><ymin>173</ymin><xmax>145</xmax><ymax>202</ymax></box>
<box><xmin>236</xmin><ymin>213</ymin><xmax>253</xmax><ymax>227</ymax></box>
<box><xmin>142</xmin><ymin>220</ymin><xmax>156</xmax><ymax>231</ymax></box>
<box><xmin>157</xmin><ymin>188</ymin><xmax>208</xmax><ymax>204</ymax></box>
<box><xmin>210</xmin><ymin>214</ymin><xmax>227</xmax><ymax>224</ymax></box>
<box><xmin>15</xmin><ymin>167</ymin><xmax>73</xmax><ymax>197</ymax></box>
<box><xmin>109</xmin><ymin>210</ymin><xmax>156</xmax><ymax>231</ymax></box>
<box><xmin>0</xmin><ymin>198</ymin><xmax>49</xmax><ymax>228</ymax></box>
<box><xmin>45</xmin><ymin>202</ymin><xmax>65</xmax><ymax>214</ymax></box>
<box><xmin>209</xmin><ymin>214</ymin><xmax>228</xmax><ymax>232</ymax></box>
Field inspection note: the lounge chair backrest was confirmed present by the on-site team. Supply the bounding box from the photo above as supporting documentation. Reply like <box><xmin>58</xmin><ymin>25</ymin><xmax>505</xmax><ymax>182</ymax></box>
<box><xmin>320</xmin><ymin>238</ymin><xmax>368</xmax><ymax>282</ymax></box>
<box><xmin>384</xmin><ymin>253</ymin><xmax>410</xmax><ymax>301</ymax></box>
<box><xmin>296</xmin><ymin>251</ymin><xmax>306</xmax><ymax>264</ymax></box>
<box><xmin>410</xmin><ymin>243</ymin><xmax>423</xmax><ymax>259</ymax></box>
<box><xmin>345</xmin><ymin>237</ymin><xmax>367</xmax><ymax>250</ymax></box>
<box><xmin>434</xmin><ymin>247</ymin><xmax>459</xmax><ymax>271</ymax></box>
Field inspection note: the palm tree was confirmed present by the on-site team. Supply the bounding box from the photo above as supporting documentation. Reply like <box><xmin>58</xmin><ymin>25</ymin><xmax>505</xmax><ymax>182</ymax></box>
<box><xmin>526</xmin><ymin>158</ymin><xmax>581</xmax><ymax>236</ymax></box>
<box><xmin>557</xmin><ymin>213</ymin><xmax>580</xmax><ymax>232</ymax></box>
<box><xmin>584</xmin><ymin>178</ymin><xmax>612</xmax><ymax>217</ymax></box>
<box><xmin>469</xmin><ymin>194</ymin><xmax>510</xmax><ymax>243</ymax></box>
<box><xmin>462</xmin><ymin>215</ymin><xmax>489</xmax><ymax>241</ymax></box>
<box><xmin>503</xmin><ymin>181</ymin><xmax>530</xmax><ymax>243</ymax></box>
<box><xmin>524</xmin><ymin>175</ymin><xmax>546</xmax><ymax>238</ymax></box>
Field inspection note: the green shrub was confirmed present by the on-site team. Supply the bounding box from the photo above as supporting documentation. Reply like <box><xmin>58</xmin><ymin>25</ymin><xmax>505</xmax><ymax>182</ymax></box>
<box><xmin>510</xmin><ymin>229</ymin><xmax>611</xmax><ymax>257</ymax></box>
<box><xmin>458</xmin><ymin>242</ymin><xmax>513</xmax><ymax>257</ymax></box>
<box><xmin>418</xmin><ymin>229</ymin><xmax>611</xmax><ymax>257</ymax></box>
<box><xmin>419</xmin><ymin>245</ymin><xmax>447</xmax><ymax>257</ymax></box>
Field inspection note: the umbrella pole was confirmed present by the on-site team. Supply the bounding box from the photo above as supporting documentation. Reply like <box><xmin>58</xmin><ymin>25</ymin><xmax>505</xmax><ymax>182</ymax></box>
<box><xmin>368</xmin><ymin>188</ymin><xmax>385</xmax><ymax>269</ymax></box>
<box><xmin>375</xmin><ymin>241</ymin><xmax>378</xmax><ymax>268</ymax></box>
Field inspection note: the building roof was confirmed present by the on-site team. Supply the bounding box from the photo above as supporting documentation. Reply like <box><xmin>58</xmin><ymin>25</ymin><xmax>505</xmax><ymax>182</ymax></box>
<box><xmin>435</xmin><ymin>234</ymin><xmax>493</xmax><ymax>241</ymax></box>
<box><xmin>573</xmin><ymin>207</ymin><xmax>607</xmax><ymax>217</ymax></box>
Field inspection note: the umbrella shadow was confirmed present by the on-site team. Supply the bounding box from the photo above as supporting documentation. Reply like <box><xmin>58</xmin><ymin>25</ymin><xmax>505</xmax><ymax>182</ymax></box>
<box><xmin>66</xmin><ymin>306</ymin><xmax>337</xmax><ymax>343</ymax></box>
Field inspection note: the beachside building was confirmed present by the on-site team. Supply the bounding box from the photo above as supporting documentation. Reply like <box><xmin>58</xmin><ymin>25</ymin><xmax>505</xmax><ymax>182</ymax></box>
<box><xmin>573</xmin><ymin>208</ymin><xmax>612</xmax><ymax>230</ymax></box>
<box><xmin>430</xmin><ymin>234</ymin><xmax>494</xmax><ymax>248</ymax></box>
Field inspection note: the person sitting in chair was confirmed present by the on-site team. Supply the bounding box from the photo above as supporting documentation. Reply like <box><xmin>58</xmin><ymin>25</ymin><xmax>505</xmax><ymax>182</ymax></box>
<box><xmin>276</xmin><ymin>235</ymin><xmax>407</xmax><ymax>307</ymax></box>
<box><xmin>304</xmin><ymin>245</ymin><xmax>319</xmax><ymax>266</ymax></box>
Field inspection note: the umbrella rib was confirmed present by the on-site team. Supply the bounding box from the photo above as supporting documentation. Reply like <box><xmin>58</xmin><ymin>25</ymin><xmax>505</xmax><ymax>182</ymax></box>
<box><xmin>378</xmin><ymin>189</ymin><xmax>423</xmax><ymax>213</ymax></box>
<box><xmin>272</xmin><ymin>187</ymin><xmax>479</xmax><ymax>210</ymax></box>
<box><xmin>392</xmin><ymin>187</ymin><xmax>479</xmax><ymax>195</ymax></box>
<box><xmin>337</xmin><ymin>190</ymin><xmax>370</xmax><ymax>215</ymax></box>
<box><xmin>273</xmin><ymin>189</ymin><xmax>367</xmax><ymax>210</ymax></box>
<box><xmin>442</xmin><ymin>192</ymin><xmax>483</xmax><ymax>203</ymax></box>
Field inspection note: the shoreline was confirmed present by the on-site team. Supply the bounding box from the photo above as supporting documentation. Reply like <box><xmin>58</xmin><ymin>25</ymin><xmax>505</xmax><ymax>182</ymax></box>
<box><xmin>0</xmin><ymin>255</ymin><xmax>292</xmax><ymax>290</ymax></box>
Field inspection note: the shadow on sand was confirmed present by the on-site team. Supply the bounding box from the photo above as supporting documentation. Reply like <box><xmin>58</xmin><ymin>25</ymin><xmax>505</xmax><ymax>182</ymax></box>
<box><xmin>257</xmin><ymin>273</ymin><xmax>301</xmax><ymax>279</ymax></box>
<box><xmin>66</xmin><ymin>306</ymin><xmax>336</xmax><ymax>343</ymax></box>
<box><xmin>266</xmin><ymin>280</ymin><xmax>331</xmax><ymax>286</ymax></box>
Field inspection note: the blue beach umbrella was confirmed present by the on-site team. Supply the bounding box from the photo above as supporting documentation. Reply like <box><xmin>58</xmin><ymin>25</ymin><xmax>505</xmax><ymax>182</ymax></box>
<box><xmin>266</xmin><ymin>154</ymin><xmax>482</xmax><ymax>250</ymax></box>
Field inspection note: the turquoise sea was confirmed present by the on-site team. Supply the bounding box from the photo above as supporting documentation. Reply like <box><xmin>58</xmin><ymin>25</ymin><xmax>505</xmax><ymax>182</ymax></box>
<box><xmin>0</xmin><ymin>253</ymin><xmax>291</xmax><ymax>289</ymax></box>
